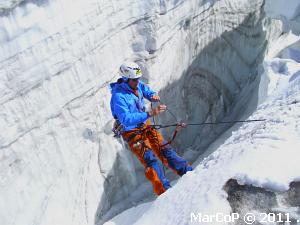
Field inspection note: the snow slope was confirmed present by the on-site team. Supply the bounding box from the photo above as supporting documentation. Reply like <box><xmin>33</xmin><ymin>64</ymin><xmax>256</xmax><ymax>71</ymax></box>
<box><xmin>0</xmin><ymin>0</ymin><xmax>299</xmax><ymax>225</ymax></box>
<box><xmin>104</xmin><ymin>35</ymin><xmax>300</xmax><ymax>225</ymax></box>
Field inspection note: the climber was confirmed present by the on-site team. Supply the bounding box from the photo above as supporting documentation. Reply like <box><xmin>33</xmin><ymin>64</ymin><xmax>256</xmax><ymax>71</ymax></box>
<box><xmin>109</xmin><ymin>61</ymin><xmax>193</xmax><ymax>195</ymax></box>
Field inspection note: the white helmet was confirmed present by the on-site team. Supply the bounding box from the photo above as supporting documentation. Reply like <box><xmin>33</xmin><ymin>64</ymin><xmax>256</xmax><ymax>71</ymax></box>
<box><xmin>119</xmin><ymin>62</ymin><xmax>142</xmax><ymax>79</ymax></box>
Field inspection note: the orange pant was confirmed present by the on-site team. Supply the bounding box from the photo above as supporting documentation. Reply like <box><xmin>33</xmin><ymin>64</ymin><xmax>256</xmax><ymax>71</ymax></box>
<box><xmin>122</xmin><ymin>121</ymin><xmax>170</xmax><ymax>195</ymax></box>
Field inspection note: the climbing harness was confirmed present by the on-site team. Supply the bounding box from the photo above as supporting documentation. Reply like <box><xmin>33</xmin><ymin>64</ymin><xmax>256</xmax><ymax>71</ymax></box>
<box><xmin>112</xmin><ymin>119</ymin><xmax>124</xmax><ymax>138</ymax></box>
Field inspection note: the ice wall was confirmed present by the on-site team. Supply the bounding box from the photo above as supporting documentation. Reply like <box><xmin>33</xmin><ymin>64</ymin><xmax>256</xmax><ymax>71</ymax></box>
<box><xmin>155</xmin><ymin>0</ymin><xmax>280</xmax><ymax>153</ymax></box>
<box><xmin>264</xmin><ymin>0</ymin><xmax>300</xmax><ymax>63</ymax></box>
<box><xmin>0</xmin><ymin>0</ymin><xmax>25</xmax><ymax>13</ymax></box>
<box><xmin>265</xmin><ymin>0</ymin><xmax>300</xmax><ymax>34</ymax></box>
<box><xmin>0</xmin><ymin>0</ymin><xmax>282</xmax><ymax>225</ymax></box>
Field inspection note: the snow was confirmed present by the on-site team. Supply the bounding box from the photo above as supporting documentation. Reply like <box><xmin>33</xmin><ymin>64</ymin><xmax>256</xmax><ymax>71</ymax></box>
<box><xmin>104</xmin><ymin>33</ymin><xmax>300</xmax><ymax>225</ymax></box>
<box><xmin>0</xmin><ymin>0</ymin><xmax>300</xmax><ymax>225</ymax></box>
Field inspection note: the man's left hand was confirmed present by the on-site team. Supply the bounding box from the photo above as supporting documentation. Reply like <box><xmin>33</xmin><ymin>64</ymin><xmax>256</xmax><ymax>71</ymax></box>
<box><xmin>151</xmin><ymin>95</ymin><xmax>160</xmax><ymax>102</ymax></box>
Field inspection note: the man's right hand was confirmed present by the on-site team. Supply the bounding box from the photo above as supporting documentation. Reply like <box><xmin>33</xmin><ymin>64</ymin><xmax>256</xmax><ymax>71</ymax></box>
<box><xmin>148</xmin><ymin>104</ymin><xmax>167</xmax><ymax>117</ymax></box>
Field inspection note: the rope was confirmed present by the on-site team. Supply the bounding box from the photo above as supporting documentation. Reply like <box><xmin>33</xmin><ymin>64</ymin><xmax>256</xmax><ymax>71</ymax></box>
<box><xmin>123</xmin><ymin>98</ymin><xmax>266</xmax><ymax>156</ymax></box>
<box><xmin>149</xmin><ymin>100</ymin><xmax>266</xmax><ymax>146</ymax></box>
<box><xmin>150</xmin><ymin>102</ymin><xmax>167</xmax><ymax>172</ymax></box>
<box><xmin>158</xmin><ymin>100</ymin><xmax>178</xmax><ymax>122</ymax></box>
<box><xmin>149</xmin><ymin>119</ymin><xmax>266</xmax><ymax>130</ymax></box>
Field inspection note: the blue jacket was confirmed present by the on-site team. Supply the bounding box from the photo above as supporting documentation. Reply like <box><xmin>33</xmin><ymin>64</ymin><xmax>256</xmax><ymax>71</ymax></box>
<box><xmin>110</xmin><ymin>79</ymin><xmax>156</xmax><ymax>131</ymax></box>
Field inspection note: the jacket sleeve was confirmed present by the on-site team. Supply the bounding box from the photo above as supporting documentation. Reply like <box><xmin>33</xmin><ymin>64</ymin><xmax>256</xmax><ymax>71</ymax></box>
<box><xmin>140</xmin><ymin>81</ymin><xmax>156</xmax><ymax>101</ymax></box>
<box><xmin>113</xmin><ymin>94</ymin><xmax>150</xmax><ymax>126</ymax></box>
